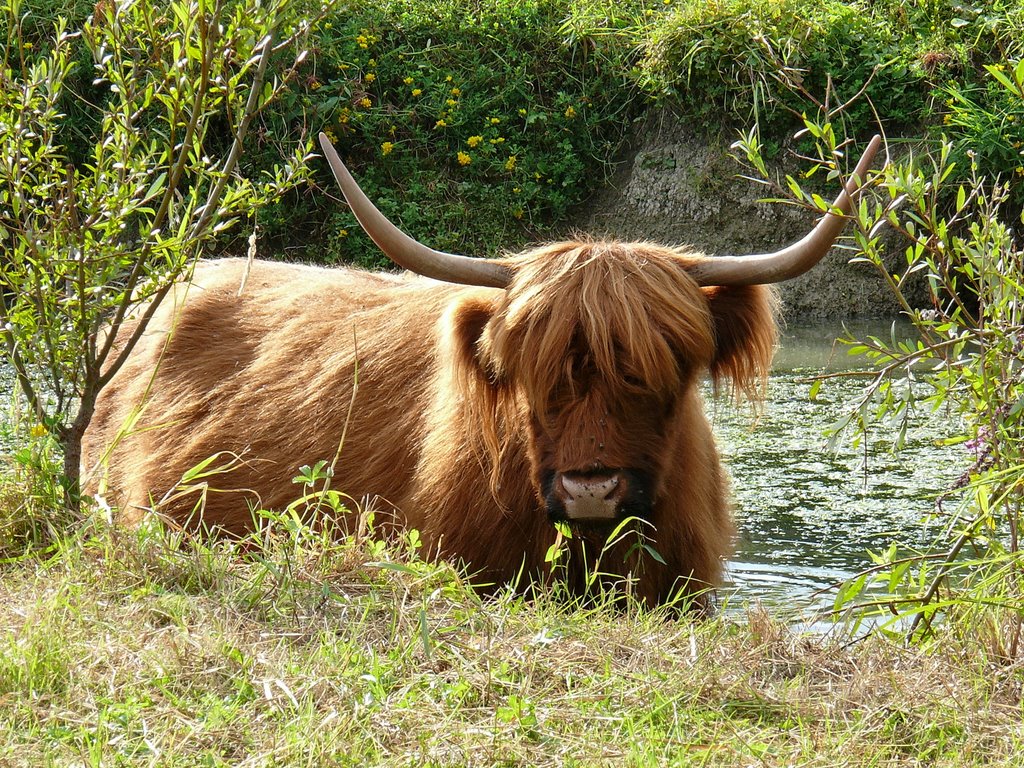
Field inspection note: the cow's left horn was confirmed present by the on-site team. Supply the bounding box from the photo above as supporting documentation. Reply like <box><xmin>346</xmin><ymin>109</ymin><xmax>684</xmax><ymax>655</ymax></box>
<box><xmin>686</xmin><ymin>134</ymin><xmax>882</xmax><ymax>286</ymax></box>
<box><xmin>319</xmin><ymin>133</ymin><xmax>512</xmax><ymax>289</ymax></box>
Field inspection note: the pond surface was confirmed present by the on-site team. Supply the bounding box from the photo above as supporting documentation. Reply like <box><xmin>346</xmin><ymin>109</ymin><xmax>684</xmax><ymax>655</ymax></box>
<box><xmin>717</xmin><ymin>323</ymin><xmax>965</xmax><ymax>621</ymax></box>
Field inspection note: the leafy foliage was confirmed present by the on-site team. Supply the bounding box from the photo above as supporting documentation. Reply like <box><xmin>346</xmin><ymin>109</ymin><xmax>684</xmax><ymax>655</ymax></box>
<box><xmin>0</xmin><ymin>0</ymin><xmax>320</xmax><ymax>505</ymax></box>
<box><xmin>7</xmin><ymin>0</ymin><xmax>1024</xmax><ymax>266</ymax></box>
<box><xmin>737</xmin><ymin>76</ymin><xmax>1024</xmax><ymax>649</ymax></box>
<box><xmin>255</xmin><ymin>0</ymin><xmax>651</xmax><ymax>265</ymax></box>
<box><xmin>640</xmin><ymin>0</ymin><xmax>1024</xmax><ymax>227</ymax></box>
<box><xmin>943</xmin><ymin>59</ymin><xmax>1024</xmax><ymax>217</ymax></box>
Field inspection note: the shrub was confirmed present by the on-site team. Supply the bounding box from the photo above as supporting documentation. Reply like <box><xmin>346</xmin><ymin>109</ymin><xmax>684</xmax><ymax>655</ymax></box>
<box><xmin>254</xmin><ymin>0</ymin><xmax>650</xmax><ymax>266</ymax></box>
<box><xmin>942</xmin><ymin>60</ymin><xmax>1024</xmax><ymax>219</ymax></box>
<box><xmin>0</xmin><ymin>0</ymin><xmax>318</xmax><ymax>507</ymax></box>
<box><xmin>735</xmin><ymin>84</ymin><xmax>1024</xmax><ymax>650</ymax></box>
<box><xmin>6</xmin><ymin>0</ymin><xmax>1023</xmax><ymax>269</ymax></box>
<box><xmin>640</xmin><ymin>0</ymin><xmax>1024</xmax><ymax>223</ymax></box>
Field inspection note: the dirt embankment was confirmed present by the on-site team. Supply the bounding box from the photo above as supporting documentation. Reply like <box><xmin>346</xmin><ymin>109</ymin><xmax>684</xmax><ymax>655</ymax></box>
<box><xmin>576</xmin><ymin>113</ymin><xmax>926</xmax><ymax>319</ymax></box>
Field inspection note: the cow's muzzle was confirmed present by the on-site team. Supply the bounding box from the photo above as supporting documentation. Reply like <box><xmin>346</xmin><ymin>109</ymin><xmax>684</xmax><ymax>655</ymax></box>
<box><xmin>544</xmin><ymin>469</ymin><xmax>653</xmax><ymax>525</ymax></box>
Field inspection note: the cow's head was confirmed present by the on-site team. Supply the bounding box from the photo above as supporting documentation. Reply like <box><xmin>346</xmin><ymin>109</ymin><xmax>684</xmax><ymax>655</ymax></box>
<box><xmin>320</xmin><ymin>134</ymin><xmax>880</xmax><ymax>525</ymax></box>
<box><xmin>465</xmin><ymin>239</ymin><xmax>782</xmax><ymax>526</ymax></box>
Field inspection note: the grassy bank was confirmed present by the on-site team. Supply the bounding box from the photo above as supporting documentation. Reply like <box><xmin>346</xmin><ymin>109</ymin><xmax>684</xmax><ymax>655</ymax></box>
<box><xmin>1</xmin><ymin>509</ymin><xmax>1022</xmax><ymax>766</ymax></box>
<box><xmin>264</xmin><ymin>0</ymin><xmax>1024</xmax><ymax>261</ymax></box>
<box><xmin>11</xmin><ymin>0</ymin><xmax>1023</xmax><ymax>263</ymax></box>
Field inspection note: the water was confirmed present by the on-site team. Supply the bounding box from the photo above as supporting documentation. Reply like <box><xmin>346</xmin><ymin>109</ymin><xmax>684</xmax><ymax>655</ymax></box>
<box><xmin>717</xmin><ymin>323</ymin><xmax>965</xmax><ymax>618</ymax></box>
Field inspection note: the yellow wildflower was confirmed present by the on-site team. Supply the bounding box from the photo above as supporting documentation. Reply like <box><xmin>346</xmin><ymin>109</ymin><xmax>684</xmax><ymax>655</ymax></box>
<box><xmin>404</xmin><ymin>77</ymin><xmax>414</xmax><ymax>85</ymax></box>
<box><xmin>564</xmin><ymin>105</ymin><xmax>576</xmax><ymax>118</ymax></box>
<box><xmin>339</xmin><ymin>229</ymin><xmax>349</xmax><ymax>238</ymax></box>
<box><xmin>457</xmin><ymin>151</ymin><xmax>472</xmax><ymax>166</ymax></box>
<box><xmin>447</xmin><ymin>99</ymin><xmax>457</xmax><ymax>107</ymax></box>
<box><xmin>365</xmin><ymin>73</ymin><xmax>375</xmax><ymax>83</ymax></box>
<box><xmin>505</xmin><ymin>156</ymin><xmax>517</xmax><ymax>171</ymax></box>
<box><xmin>359</xmin><ymin>97</ymin><xmax>372</xmax><ymax>108</ymax></box>
<box><xmin>467</xmin><ymin>135</ymin><xmax>483</xmax><ymax>148</ymax></box>
<box><xmin>490</xmin><ymin>137</ymin><xmax>505</xmax><ymax>145</ymax></box>
<box><xmin>435</xmin><ymin>119</ymin><xmax>447</xmax><ymax>128</ymax></box>
<box><xmin>451</xmin><ymin>87</ymin><xmax>461</xmax><ymax>96</ymax></box>
<box><xmin>382</xmin><ymin>141</ymin><xmax>394</xmax><ymax>155</ymax></box>
<box><xmin>412</xmin><ymin>88</ymin><xmax>422</xmax><ymax>96</ymax></box>
<box><xmin>489</xmin><ymin>117</ymin><xmax>501</xmax><ymax>125</ymax></box>
<box><xmin>30</xmin><ymin>424</ymin><xmax>47</xmax><ymax>438</ymax></box>
<box><xmin>356</xmin><ymin>34</ymin><xmax>368</xmax><ymax>48</ymax></box>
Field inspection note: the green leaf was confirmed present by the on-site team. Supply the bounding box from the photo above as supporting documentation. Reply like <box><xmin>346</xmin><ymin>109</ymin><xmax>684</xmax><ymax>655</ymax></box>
<box><xmin>834</xmin><ymin>573</ymin><xmax>867</xmax><ymax>612</ymax></box>
<box><xmin>180</xmin><ymin>452</ymin><xmax>228</xmax><ymax>482</ymax></box>
<box><xmin>808</xmin><ymin>378</ymin><xmax>822</xmax><ymax>401</ymax></box>
<box><xmin>418</xmin><ymin>606</ymin><xmax>433</xmax><ymax>660</ymax></box>
<box><xmin>641</xmin><ymin>543</ymin><xmax>667</xmax><ymax>565</ymax></box>
<box><xmin>367</xmin><ymin>561</ymin><xmax>419</xmax><ymax>574</ymax></box>
<box><xmin>985</xmin><ymin>64</ymin><xmax>1018</xmax><ymax>94</ymax></box>
<box><xmin>143</xmin><ymin>172</ymin><xmax>167</xmax><ymax>203</ymax></box>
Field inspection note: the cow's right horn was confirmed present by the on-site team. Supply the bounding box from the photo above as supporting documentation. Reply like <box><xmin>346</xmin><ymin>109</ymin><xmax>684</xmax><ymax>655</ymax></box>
<box><xmin>320</xmin><ymin>133</ymin><xmax>512</xmax><ymax>289</ymax></box>
<box><xmin>686</xmin><ymin>134</ymin><xmax>883</xmax><ymax>287</ymax></box>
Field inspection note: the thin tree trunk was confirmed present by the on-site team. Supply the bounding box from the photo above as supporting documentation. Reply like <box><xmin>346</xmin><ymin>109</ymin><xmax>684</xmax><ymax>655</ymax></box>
<box><xmin>60</xmin><ymin>390</ymin><xmax>97</xmax><ymax>514</ymax></box>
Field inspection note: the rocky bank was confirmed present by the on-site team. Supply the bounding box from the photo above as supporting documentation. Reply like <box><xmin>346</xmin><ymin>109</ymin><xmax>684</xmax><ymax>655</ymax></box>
<box><xmin>577</xmin><ymin>113</ymin><xmax>926</xmax><ymax>319</ymax></box>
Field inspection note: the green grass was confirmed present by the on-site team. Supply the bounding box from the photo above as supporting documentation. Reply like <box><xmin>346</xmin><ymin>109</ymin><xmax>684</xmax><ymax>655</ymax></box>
<box><xmin>1</xmin><ymin>499</ymin><xmax>1022</xmax><ymax>766</ymax></box>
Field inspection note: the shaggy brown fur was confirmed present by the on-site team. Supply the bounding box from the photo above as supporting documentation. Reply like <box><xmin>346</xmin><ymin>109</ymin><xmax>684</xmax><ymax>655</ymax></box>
<box><xmin>83</xmin><ymin>241</ymin><xmax>778</xmax><ymax>605</ymax></box>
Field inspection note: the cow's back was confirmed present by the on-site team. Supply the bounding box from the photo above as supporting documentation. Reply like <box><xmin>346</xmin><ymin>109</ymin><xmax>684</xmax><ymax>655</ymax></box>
<box><xmin>83</xmin><ymin>258</ymin><xmax>476</xmax><ymax>533</ymax></box>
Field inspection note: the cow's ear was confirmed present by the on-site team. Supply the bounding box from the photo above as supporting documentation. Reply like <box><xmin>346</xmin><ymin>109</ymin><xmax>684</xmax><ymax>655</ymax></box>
<box><xmin>448</xmin><ymin>294</ymin><xmax>500</xmax><ymax>382</ymax></box>
<box><xmin>448</xmin><ymin>293</ymin><xmax>509</xmax><ymax>469</ymax></box>
<box><xmin>703</xmin><ymin>284</ymin><xmax>779</xmax><ymax>400</ymax></box>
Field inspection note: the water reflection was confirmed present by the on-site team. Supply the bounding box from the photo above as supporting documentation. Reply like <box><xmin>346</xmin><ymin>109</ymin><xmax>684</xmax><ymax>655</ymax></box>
<box><xmin>715</xmin><ymin>323</ymin><xmax>966</xmax><ymax>618</ymax></box>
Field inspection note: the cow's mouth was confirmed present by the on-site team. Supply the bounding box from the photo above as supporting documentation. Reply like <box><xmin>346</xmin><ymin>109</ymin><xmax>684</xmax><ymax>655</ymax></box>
<box><xmin>542</xmin><ymin>469</ymin><xmax>654</xmax><ymax>526</ymax></box>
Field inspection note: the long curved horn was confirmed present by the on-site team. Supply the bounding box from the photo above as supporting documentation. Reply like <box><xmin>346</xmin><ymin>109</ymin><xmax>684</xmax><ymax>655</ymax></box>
<box><xmin>319</xmin><ymin>133</ymin><xmax>512</xmax><ymax>289</ymax></box>
<box><xmin>686</xmin><ymin>134</ymin><xmax>882</xmax><ymax>286</ymax></box>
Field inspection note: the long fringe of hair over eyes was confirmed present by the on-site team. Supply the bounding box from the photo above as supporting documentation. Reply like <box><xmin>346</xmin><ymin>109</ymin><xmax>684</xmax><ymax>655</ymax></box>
<box><xmin>451</xmin><ymin>240</ymin><xmax>778</xmax><ymax>474</ymax></box>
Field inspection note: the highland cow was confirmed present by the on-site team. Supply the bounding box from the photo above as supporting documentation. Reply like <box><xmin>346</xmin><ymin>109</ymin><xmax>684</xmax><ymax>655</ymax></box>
<box><xmin>83</xmin><ymin>134</ymin><xmax>880</xmax><ymax>606</ymax></box>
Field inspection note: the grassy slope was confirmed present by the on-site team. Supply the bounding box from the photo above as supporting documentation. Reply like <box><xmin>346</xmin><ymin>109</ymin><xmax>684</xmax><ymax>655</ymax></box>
<box><xmin>258</xmin><ymin>0</ymin><xmax>1024</xmax><ymax>263</ymax></box>
<box><xmin>1</xmin><ymin>515</ymin><xmax>1022</xmax><ymax>767</ymax></box>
